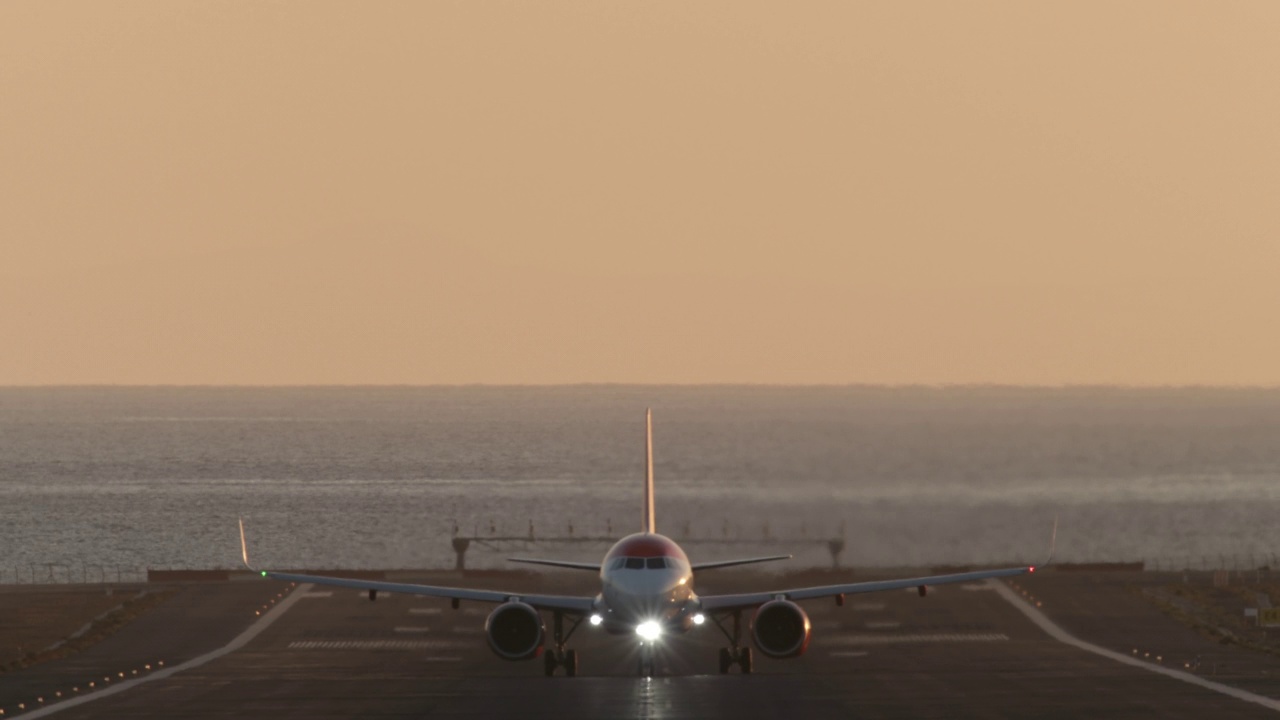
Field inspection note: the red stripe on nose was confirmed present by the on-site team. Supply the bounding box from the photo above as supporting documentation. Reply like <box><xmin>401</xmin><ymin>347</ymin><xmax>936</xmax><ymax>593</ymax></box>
<box><xmin>610</xmin><ymin>536</ymin><xmax>681</xmax><ymax>558</ymax></box>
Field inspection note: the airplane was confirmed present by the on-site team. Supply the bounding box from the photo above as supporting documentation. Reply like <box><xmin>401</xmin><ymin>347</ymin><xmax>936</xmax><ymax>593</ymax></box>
<box><xmin>239</xmin><ymin>409</ymin><xmax>1054</xmax><ymax>677</ymax></box>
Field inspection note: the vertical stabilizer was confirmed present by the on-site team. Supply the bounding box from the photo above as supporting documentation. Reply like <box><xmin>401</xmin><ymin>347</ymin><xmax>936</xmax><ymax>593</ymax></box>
<box><xmin>643</xmin><ymin>408</ymin><xmax>656</xmax><ymax>534</ymax></box>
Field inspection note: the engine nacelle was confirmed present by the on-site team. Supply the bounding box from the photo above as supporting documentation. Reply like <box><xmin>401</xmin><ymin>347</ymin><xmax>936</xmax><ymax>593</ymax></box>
<box><xmin>484</xmin><ymin>602</ymin><xmax>544</xmax><ymax>661</ymax></box>
<box><xmin>751</xmin><ymin>600</ymin><xmax>812</xmax><ymax>659</ymax></box>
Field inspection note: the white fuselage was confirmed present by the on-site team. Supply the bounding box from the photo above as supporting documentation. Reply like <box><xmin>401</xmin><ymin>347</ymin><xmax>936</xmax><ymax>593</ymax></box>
<box><xmin>595</xmin><ymin>532</ymin><xmax>698</xmax><ymax>635</ymax></box>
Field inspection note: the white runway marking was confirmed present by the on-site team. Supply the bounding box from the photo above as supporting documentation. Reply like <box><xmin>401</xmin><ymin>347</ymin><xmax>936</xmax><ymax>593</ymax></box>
<box><xmin>21</xmin><ymin>583</ymin><xmax>316</xmax><ymax>718</ymax></box>
<box><xmin>451</xmin><ymin>626</ymin><xmax>477</xmax><ymax>634</ymax></box>
<box><xmin>960</xmin><ymin>583</ymin><xmax>995</xmax><ymax>591</ymax></box>
<box><xmin>830</xmin><ymin>651</ymin><xmax>870</xmax><ymax>658</ymax></box>
<box><xmin>302</xmin><ymin>591</ymin><xmax>333</xmax><ymax>598</ymax></box>
<box><xmin>288</xmin><ymin>640</ymin><xmax>469</xmax><ymax>650</ymax></box>
<box><xmin>827</xmin><ymin>633</ymin><xmax>1009</xmax><ymax>645</ymax></box>
<box><xmin>850</xmin><ymin>603</ymin><xmax>885</xmax><ymax>612</ymax></box>
<box><xmin>990</xmin><ymin>579</ymin><xmax>1280</xmax><ymax>712</ymax></box>
<box><xmin>409</xmin><ymin>607</ymin><xmax>442</xmax><ymax>615</ymax></box>
<box><xmin>864</xmin><ymin>621</ymin><xmax>901</xmax><ymax>630</ymax></box>
<box><xmin>355</xmin><ymin>590</ymin><xmax>393</xmax><ymax>597</ymax></box>
<box><xmin>393</xmin><ymin>626</ymin><xmax>431</xmax><ymax>634</ymax></box>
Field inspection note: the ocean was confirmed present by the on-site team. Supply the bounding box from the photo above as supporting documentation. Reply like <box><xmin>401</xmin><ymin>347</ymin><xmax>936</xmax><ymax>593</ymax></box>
<box><xmin>3</xmin><ymin>386</ymin><xmax>1279</xmax><ymax>578</ymax></box>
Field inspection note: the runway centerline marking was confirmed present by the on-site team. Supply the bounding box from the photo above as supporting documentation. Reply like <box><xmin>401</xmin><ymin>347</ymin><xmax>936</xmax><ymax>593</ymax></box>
<box><xmin>990</xmin><ymin>578</ymin><xmax>1280</xmax><ymax>713</ymax></box>
<box><xmin>20</xmin><ymin>582</ymin><xmax>316</xmax><ymax>719</ymax></box>
<box><xmin>394</xmin><ymin>626</ymin><xmax>431</xmax><ymax>633</ymax></box>
<box><xmin>826</xmin><ymin>633</ymin><xmax>1008</xmax><ymax>645</ymax></box>
<box><xmin>288</xmin><ymin>640</ymin><xmax>469</xmax><ymax>650</ymax></box>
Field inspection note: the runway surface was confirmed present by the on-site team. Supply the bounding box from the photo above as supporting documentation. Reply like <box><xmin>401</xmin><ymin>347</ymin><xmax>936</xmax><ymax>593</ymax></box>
<box><xmin>3</xmin><ymin>570</ymin><xmax>1280</xmax><ymax>718</ymax></box>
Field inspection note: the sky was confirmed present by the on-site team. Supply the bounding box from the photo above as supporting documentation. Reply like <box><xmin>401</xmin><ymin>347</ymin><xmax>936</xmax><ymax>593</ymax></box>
<box><xmin>1</xmin><ymin>2</ymin><xmax>1277</xmax><ymax>385</ymax></box>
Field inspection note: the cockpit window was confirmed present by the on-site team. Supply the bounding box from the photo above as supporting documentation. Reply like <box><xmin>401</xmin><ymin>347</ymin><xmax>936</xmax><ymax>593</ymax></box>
<box><xmin>615</xmin><ymin>556</ymin><xmax>673</xmax><ymax>569</ymax></box>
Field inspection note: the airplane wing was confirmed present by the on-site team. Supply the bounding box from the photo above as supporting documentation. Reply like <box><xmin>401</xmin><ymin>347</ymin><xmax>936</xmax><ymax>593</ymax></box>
<box><xmin>507</xmin><ymin>558</ymin><xmax>601</xmax><ymax>572</ymax></box>
<box><xmin>690</xmin><ymin>555</ymin><xmax>793</xmax><ymax>571</ymax></box>
<box><xmin>260</xmin><ymin>570</ymin><xmax>596</xmax><ymax>613</ymax></box>
<box><xmin>697</xmin><ymin>564</ymin><xmax>1033</xmax><ymax>611</ymax></box>
<box><xmin>700</xmin><ymin>518</ymin><xmax>1057</xmax><ymax>612</ymax></box>
<box><xmin>240</xmin><ymin>519</ymin><xmax>595</xmax><ymax>614</ymax></box>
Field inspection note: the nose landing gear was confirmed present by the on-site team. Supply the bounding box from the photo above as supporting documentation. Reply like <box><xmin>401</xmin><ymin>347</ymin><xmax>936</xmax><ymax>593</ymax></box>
<box><xmin>543</xmin><ymin>611</ymin><xmax>581</xmax><ymax>677</ymax></box>
<box><xmin>711</xmin><ymin>610</ymin><xmax>753</xmax><ymax>674</ymax></box>
<box><xmin>637</xmin><ymin>643</ymin><xmax>656</xmax><ymax>677</ymax></box>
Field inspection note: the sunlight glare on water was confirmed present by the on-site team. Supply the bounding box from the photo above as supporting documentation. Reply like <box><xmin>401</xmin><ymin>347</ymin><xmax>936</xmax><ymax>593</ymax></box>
<box><xmin>3</xmin><ymin>386</ymin><xmax>1280</xmax><ymax>572</ymax></box>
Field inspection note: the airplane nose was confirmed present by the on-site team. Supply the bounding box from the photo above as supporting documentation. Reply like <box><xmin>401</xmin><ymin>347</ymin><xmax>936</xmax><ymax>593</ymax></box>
<box><xmin>613</xmin><ymin>592</ymin><xmax>671</xmax><ymax>625</ymax></box>
<box><xmin>635</xmin><ymin>593</ymin><xmax>668</xmax><ymax>616</ymax></box>
<box><xmin>605</xmin><ymin>572</ymin><xmax>687</xmax><ymax>623</ymax></box>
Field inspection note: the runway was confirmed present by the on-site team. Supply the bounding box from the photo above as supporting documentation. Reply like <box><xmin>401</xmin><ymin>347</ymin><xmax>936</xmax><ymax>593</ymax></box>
<box><xmin>3</xmin><ymin>570</ymin><xmax>1280</xmax><ymax>718</ymax></box>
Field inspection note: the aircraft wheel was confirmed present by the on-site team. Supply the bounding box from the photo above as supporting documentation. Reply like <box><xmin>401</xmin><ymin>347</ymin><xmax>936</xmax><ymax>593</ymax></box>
<box><xmin>564</xmin><ymin>649</ymin><xmax>578</xmax><ymax>677</ymax></box>
<box><xmin>544</xmin><ymin>650</ymin><xmax>558</xmax><ymax>677</ymax></box>
<box><xmin>738</xmin><ymin>647</ymin><xmax>753</xmax><ymax>675</ymax></box>
<box><xmin>718</xmin><ymin>647</ymin><xmax>732</xmax><ymax>674</ymax></box>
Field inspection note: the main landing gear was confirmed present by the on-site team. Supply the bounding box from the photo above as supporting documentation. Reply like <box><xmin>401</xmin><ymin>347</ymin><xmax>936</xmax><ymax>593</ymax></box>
<box><xmin>711</xmin><ymin>610</ymin><xmax>753</xmax><ymax>674</ymax></box>
<box><xmin>543</xmin><ymin>611</ymin><xmax>581</xmax><ymax>677</ymax></box>
<box><xmin>545</xmin><ymin>648</ymin><xmax>578</xmax><ymax>677</ymax></box>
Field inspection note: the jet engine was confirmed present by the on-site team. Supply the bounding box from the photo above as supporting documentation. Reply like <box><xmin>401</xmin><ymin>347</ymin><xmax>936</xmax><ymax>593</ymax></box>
<box><xmin>750</xmin><ymin>600</ymin><xmax>811</xmax><ymax>659</ymax></box>
<box><xmin>484</xmin><ymin>602</ymin><xmax>544</xmax><ymax>660</ymax></box>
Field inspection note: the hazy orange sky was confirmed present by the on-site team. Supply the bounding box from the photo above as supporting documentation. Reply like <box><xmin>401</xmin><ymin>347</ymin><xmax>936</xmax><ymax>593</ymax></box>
<box><xmin>2</xmin><ymin>2</ymin><xmax>1277</xmax><ymax>385</ymax></box>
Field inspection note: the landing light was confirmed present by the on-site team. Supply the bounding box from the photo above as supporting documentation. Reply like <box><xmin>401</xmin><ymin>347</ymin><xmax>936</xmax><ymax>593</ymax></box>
<box><xmin>692</xmin><ymin>613</ymin><xmax>705</xmax><ymax>625</ymax></box>
<box><xmin>636</xmin><ymin>621</ymin><xmax>662</xmax><ymax>641</ymax></box>
<box><xmin>589</xmin><ymin>614</ymin><xmax>603</xmax><ymax>626</ymax></box>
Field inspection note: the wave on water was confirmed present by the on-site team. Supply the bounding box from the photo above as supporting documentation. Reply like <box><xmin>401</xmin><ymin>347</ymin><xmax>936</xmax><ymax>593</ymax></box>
<box><xmin>3</xmin><ymin>386</ymin><xmax>1280</xmax><ymax>572</ymax></box>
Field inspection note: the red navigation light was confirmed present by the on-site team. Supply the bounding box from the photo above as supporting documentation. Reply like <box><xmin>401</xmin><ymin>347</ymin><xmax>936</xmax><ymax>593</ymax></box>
<box><xmin>1029</xmin><ymin>566</ymin><xmax>1036</xmax><ymax>573</ymax></box>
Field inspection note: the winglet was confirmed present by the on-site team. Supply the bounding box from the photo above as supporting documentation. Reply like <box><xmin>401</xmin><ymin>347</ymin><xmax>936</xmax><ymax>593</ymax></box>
<box><xmin>643</xmin><ymin>408</ymin><xmax>655</xmax><ymax>534</ymax></box>
<box><xmin>239</xmin><ymin>517</ymin><xmax>256</xmax><ymax>572</ymax></box>
<box><xmin>1045</xmin><ymin>515</ymin><xmax>1058</xmax><ymax>566</ymax></box>
<box><xmin>1029</xmin><ymin>516</ymin><xmax>1058</xmax><ymax>573</ymax></box>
